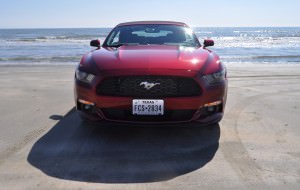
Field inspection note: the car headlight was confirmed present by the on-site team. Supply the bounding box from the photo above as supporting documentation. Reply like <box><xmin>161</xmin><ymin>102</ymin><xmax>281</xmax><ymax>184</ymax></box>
<box><xmin>203</xmin><ymin>69</ymin><xmax>226</xmax><ymax>85</ymax></box>
<box><xmin>75</xmin><ymin>69</ymin><xmax>95</xmax><ymax>83</ymax></box>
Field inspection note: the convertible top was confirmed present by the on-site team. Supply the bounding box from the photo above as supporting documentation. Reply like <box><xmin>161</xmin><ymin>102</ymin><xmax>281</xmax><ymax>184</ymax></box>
<box><xmin>117</xmin><ymin>21</ymin><xmax>188</xmax><ymax>27</ymax></box>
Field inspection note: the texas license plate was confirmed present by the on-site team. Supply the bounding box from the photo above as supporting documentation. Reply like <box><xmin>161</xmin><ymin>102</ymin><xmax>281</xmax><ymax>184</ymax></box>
<box><xmin>132</xmin><ymin>99</ymin><xmax>164</xmax><ymax>115</ymax></box>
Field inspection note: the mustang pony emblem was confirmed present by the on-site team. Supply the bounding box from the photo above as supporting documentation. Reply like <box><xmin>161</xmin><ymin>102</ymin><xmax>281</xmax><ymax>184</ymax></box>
<box><xmin>140</xmin><ymin>81</ymin><xmax>160</xmax><ymax>90</ymax></box>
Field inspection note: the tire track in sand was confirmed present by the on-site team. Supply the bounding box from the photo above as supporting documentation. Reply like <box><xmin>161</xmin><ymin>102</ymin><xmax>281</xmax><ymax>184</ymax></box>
<box><xmin>0</xmin><ymin>108</ymin><xmax>75</xmax><ymax>166</ymax></box>
<box><xmin>221</xmin><ymin>89</ymin><xmax>300</xmax><ymax>186</ymax></box>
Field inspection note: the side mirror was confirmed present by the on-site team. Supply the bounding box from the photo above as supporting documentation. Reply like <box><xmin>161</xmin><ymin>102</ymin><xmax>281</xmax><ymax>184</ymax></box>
<box><xmin>90</xmin><ymin>39</ymin><xmax>101</xmax><ymax>48</ymax></box>
<box><xmin>203</xmin><ymin>39</ymin><xmax>214</xmax><ymax>48</ymax></box>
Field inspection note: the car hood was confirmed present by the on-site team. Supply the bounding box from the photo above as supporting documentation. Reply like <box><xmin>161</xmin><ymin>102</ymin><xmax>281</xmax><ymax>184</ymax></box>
<box><xmin>90</xmin><ymin>45</ymin><xmax>211</xmax><ymax>72</ymax></box>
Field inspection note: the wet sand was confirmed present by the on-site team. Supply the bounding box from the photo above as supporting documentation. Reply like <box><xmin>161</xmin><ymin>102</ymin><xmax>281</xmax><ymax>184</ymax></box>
<box><xmin>0</xmin><ymin>64</ymin><xmax>299</xmax><ymax>190</ymax></box>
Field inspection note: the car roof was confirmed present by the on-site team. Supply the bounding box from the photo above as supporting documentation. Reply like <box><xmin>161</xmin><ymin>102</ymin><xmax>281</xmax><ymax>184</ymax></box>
<box><xmin>116</xmin><ymin>21</ymin><xmax>188</xmax><ymax>27</ymax></box>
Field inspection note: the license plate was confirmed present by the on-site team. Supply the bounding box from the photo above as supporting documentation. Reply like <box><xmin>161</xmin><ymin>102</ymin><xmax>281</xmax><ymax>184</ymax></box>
<box><xmin>132</xmin><ymin>99</ymin><xmax>164</xmax><ymax>115</ymax></box>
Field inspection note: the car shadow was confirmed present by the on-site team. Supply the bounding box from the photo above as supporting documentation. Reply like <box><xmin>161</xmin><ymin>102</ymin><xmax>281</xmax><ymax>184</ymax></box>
<box><xmin>27</xmin><ymin>108</ymin><xmax>220</xmax><ymax>183</ymax></box>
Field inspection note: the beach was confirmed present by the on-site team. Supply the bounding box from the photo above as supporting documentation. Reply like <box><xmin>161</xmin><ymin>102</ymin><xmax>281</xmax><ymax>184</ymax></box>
<box><xmin>0</xmin><ymin>64</ymin><xmax>299</xmax><ymax>189</ymax></box>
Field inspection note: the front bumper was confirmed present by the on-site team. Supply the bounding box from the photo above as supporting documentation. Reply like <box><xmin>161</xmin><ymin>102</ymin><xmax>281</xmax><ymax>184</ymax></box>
<box><xmin>74</xmin><ymin>70</ymin><xmax>227</xmax><ymax>124</ymax></box>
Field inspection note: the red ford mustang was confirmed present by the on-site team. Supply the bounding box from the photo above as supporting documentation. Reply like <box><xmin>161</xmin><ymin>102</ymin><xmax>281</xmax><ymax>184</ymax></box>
<box><xmin>74</xmin><ymin>21</ymin><xmax>227</xmax><ymax>124</ymax></box>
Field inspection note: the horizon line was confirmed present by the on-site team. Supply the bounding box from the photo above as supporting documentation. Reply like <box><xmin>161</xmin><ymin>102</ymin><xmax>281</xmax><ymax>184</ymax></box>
<box><xmin>1</xmin><ymin>26</ymin><xmax>300</xmax><ymax>29</ymax></box>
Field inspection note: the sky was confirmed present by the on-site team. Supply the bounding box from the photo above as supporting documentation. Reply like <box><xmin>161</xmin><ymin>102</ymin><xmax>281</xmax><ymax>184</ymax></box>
<box><xmin>0</xmin><ymin>0</ymin><xmax>299</xmax><ymax>28</ymax></box>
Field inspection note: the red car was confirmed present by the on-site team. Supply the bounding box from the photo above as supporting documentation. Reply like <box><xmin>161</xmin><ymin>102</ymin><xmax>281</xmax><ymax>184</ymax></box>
<box><xmin>74</xmin><ymin>21</ymin><xmax>227</xmax><ymax>124</ymax></box>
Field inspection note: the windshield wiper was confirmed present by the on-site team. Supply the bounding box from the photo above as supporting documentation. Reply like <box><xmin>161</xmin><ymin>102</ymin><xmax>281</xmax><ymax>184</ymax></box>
<box><xmin>107</xmin><ymin>43</ymin><xmax>126</xmax><ymax>48</ymax></box>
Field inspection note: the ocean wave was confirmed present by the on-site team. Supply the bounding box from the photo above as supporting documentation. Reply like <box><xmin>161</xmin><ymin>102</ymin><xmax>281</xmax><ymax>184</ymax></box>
<box><xmin>195</xmin><ymin>31</ymin><xmax>213</xmax><ymax>34</ymax></box>
<box><xmin>1</xmin><ymin>55</ymin><xmax>299</xmax><ymax>64</ymax></box>
<box><xmin>221</xmin><ymin>55</ymin><xmax>300</xmax><ymax>64</ymax></box>
<box><xmin>0</xmin><ymin>56</ymin><xmax>81</xmax><ymax>62</ymax></box>
<box><xmin>1</xmin><ymin>28</ymin><xmax>300</xmax><ymax>66</ymax></box>
<box><xmin>210</xmin><ymin>36</ymin><xmax>300</xmax><ymax>48</ymax></box>
<box><xmin>222</xmin><ymin>55</ymin><xmax>300</xmax><ymax>59</ymax></box>
<box><xmin>233</xmin><ymin>30</ymin><xmax>263</xmax><ymax>33</ymax></box>
<box><xmin>251</xmin><ymin>55</ymin><xmax>300</xmax><ymax>59</ymax></box>
<box><xmin>7</xmin><ymin>34</ymin><xmax>108</xmax><ymax>42</ymax></box>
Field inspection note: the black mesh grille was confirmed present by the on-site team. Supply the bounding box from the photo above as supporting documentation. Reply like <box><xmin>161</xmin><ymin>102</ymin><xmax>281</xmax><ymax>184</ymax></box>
<box><xmin>102</xmin><ymin>109</ymin><xmax>196</xmax><ymax>122</ymax></box>
<box><xmin>96</xmin><ymin>76</ymin><xmax>201</xmax><ymax>97</ymax></box>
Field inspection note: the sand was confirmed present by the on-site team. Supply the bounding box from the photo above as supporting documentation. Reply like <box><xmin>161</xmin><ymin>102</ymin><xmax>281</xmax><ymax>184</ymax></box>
<box><xmin>0</xmin><ymin>64</ymin><xmax>299</xmax><ymax>190</ymax></box>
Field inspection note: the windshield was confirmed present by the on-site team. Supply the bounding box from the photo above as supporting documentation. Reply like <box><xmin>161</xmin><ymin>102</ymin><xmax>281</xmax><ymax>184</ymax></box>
<box><xmin>104</xmin><ymin>24</ymin><xmax>200</xmax><ymax>47</ymax></box>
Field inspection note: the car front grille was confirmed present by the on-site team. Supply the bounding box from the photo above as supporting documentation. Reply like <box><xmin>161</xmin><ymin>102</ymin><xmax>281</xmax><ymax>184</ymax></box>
<box><xmin>96</xmin><ymin>76</ymin><xmax>201</xmax><ymax>97</ymax></box>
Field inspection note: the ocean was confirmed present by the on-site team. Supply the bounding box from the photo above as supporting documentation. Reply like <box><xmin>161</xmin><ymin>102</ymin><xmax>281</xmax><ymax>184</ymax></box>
<box><xmin>1</xmin><ymin>27</ymin><xmax>300</xmax><ymax>65</ymax></box>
